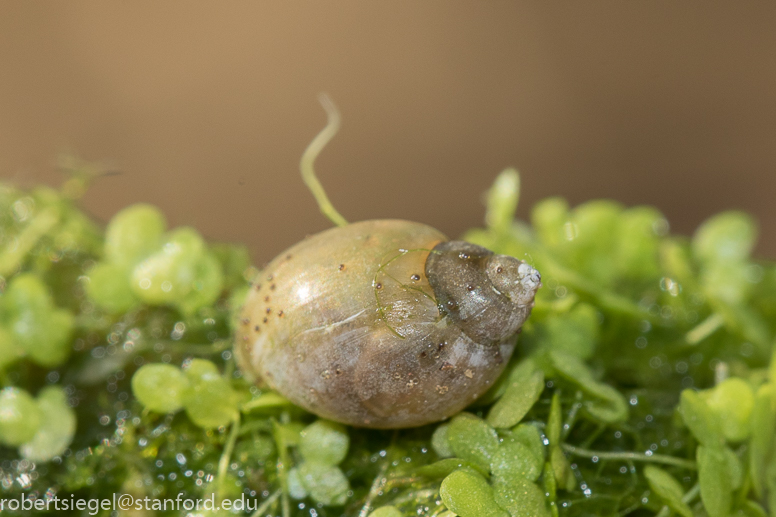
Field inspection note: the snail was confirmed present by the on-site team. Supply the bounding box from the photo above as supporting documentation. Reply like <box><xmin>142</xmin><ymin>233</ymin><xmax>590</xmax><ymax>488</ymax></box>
<box><xmin>234</xmin><ymin>96</ymin><xmax>541</xmax><ymax>428</ymax></box>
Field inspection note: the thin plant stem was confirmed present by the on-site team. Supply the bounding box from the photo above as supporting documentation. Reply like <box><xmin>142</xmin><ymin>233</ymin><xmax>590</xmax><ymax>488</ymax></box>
<box><xmin>358</xmin><ymin>430</ymin><xmax>400</xmax><ymax>516</ymax></box>
<box><xmin>271</xmin><ymin>419</ymin><xmax>292</xmax><ymax>517</ymax></box>
<box><xmin>300</xmin><ymin>93</ymin><xmax>348</xmax><ymax>227</ymax></box>
<box><xmin>250</xmin><ymin>489</ymin><xmax>281</xmax><ymax>517</ymax></box>
<box><xmin>682</xmin><ymin>482</ymin><xmax>700</xmax><ymax>504</ymax></box>
<box><xmin>217</xmin><ymin>415</ymin><xmax>241</xmax><ymax>498</ymax></box>
<box><xmin>358</xmin><ymin>459</ymin><xmax>390</xmax><ymax>517</ymax></box>
<box><xmin>685</xmin><ymin>313</ymin><xmax>725</xmax><ymax>344</ymax></box>
<box><xmin>562</xmin><ymin>444</ymin><xmax>696</xmax><ymax>470</ymax></box>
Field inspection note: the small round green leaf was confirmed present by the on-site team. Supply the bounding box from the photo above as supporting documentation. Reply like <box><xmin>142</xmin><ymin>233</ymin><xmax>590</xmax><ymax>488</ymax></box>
<box><xmin>132</xmin><ymin>363</ymin><xmax>189</xmax><ymax>413</ymax></box>
<box><xmin>85</xmin><ymin>262</ymin><xmax>138</xmax><ymax>314</ymax></box>
<box><xmin>0</xmin><ymin>387</ymin><xmax>41</xmax><ymax>446</ymax></box>
<box><xmin>643</xmin><ymin>465</ymin><xmax>693</xmax><ymax>517</ymax></box>
<box><xmin>105</xmin><ymin>203</ymin><xmax>166</xmax><ymax>268</ymax></box>
<box><xmin>368</xmin><ymin>506</ymin><xmax>402</xmax><ymax>517</ymax></box>
<box><xmin>493</xmin><ymin>475</ymin><xmax>550</xmax><ymax>517</ymax></box>
<box><xmin>182</xmin><ymin>359</ymin><xmax>238</xmax><ymax>429</ymax></box>
<box><xmin>297</xmin><ymin>462</ymin><xmax>350</xmax><ymax>506</ymax></box>
<box><xmin>431</xmin><ymin>423</ymin><xmax>454</xmax><ymax>458</ymax></box>
<box><xmin>490</xmin><ymin>440</ymin><xmax>541</xmax><ymax>482</ymax></box>
<box><xmin>439</xmin><ymin>469</ymin><xmax>509</xmax><ymax>517</ymax></box>
<box><xmin>703</xmin><ymin>377</ymin><xmax>754</xmax><ymax>442</ymax></box>
<box><xmin>299</xmin><ymin>420</ymin><xmax>349</xmax><ymax>465</ymax></box>
<box><xmin>697</xmin><ymin>445</ymin><xmax>734</xmax><ymax>517</ymax></box>
<box><xmin>20</xmin><ymin>386</ymin><xmax>76</xmax><ymax>461</ymax></box>
<box><xmin>487</xmin><ymin>369</ymin><xmax>545</xmax><ymax>429</ymax></box>
<box><xmin>679</xmin><ymin>389</ymin><xmax>723</xmax><ymax>447</ymax></box>
<box><xmin>447</xmin><ymin>413</ymin><xmax>500</xmax><ymax>469</ymax></box>
<box><xmin>692</xmin><ymin>211</ymin><xmax>757</xmax><ymax>265</ymax></box>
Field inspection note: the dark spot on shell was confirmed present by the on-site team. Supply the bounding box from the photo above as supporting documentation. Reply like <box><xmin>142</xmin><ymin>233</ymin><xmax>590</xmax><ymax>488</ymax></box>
<box><xmin>496</xmin><ymin>266</ymin><xmax>503</xmax><ymax>274</ymax></box>
<box><xmin>446</xmin><ymin>300</ymin><xmax>457</xmax><ymax>309</ymax></box>
<box><xmin>241</xmin><ymin>318</ymin><xmax>250</xmax><ymax>325</ymax></box>
<box><xmin>270</xmin><ymin>284</ymin><xmax>276</xmax><ymax>291</ymax></box>
<box><xmin>375</xmin><ymin>283</ymin><xmax>383</xmax><ymax>290</ymax></box>
<box><xmin>264</xmin><ymin>295</ymin><xmax>270</xmax><ymax>302</ymax></box>
<box><xmin>255</xmin><ymin>284</ymin><xmax>262</xmax><ymax>290</ymax></box>
<box><xmin>278</xmin><ymin>310</ymin><xmax>284</xmax><ymax>317</ymax></box>
<box><xmin>339</xmin><ymin>264</ymin><xmax>346</xmax><ymax>271</ymax></box>
<box><xmin>286</xmin><ymin>254</ymin><xmax>293</xmax><ymax>260</ymax></box>
<box><xmin>410</xmin><ymin>274</ymin><xmax>420</xmax><ymax>281</ymax></box>
<box><xmin>419</xmin><ymin>351</ymin><xmax>427</xmax><ymax>358</ymax></box>
<box><xmin>263</xmin><ymin>317</ymin><xmax>268</xmax><ymax>324</ymax></box>
<box><xmin>266</xmin><ymin>307</ymin><xmax>271</xmax><ymax>314</ymax></box>
<box><xmin>254</xmin><ymin>325</ymin><xmax>260</xmax><ymax>332</ymax></box>
<box><xmin>335</xmin><ymin>368</ymin><xmax>342</xmax><ymax>376</ymax></box>
<box><xmin>466</xmin><ymin>285</ymin><xmax>475</xmax><ymax>291</ymax></box>
<box><xmin>438</xmin><ymin>342</ymin><xmax>446</xmax><ymax>350</ymax></box>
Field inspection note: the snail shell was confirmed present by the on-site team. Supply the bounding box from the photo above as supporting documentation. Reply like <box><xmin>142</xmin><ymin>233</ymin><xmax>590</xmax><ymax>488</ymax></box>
<box><xmin>235</xmin><ymin>220</ymin><xmax>541</xmax><ymax>428</ymax></box>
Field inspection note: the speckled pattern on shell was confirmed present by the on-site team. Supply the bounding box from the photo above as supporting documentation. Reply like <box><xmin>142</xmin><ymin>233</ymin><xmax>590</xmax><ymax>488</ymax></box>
<box><xmin>235</xmin><ymin>220</ymin><xmax>516</xmax><ymax>428</ymax></box>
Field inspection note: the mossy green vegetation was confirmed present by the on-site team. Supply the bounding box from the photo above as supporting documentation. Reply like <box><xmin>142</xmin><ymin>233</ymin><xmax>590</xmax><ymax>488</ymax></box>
<box><xmin>0</xmin><ymin>166</ymin><xmax>775</xmax><ymax>516</ymax></box>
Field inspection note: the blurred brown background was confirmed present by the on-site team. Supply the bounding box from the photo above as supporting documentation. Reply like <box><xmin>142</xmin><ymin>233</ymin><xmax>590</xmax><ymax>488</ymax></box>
<box><xmin>1</xmin><ymin>2</ymin><xmax>775</xmax><ymax>263</ymax></box>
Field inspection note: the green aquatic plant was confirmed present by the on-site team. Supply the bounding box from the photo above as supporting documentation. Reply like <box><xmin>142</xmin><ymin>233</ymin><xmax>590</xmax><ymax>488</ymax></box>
<box><xmin>0</xmin><ymin>157</ymin><xmax>774</xmax><ymax>517</ymax></box>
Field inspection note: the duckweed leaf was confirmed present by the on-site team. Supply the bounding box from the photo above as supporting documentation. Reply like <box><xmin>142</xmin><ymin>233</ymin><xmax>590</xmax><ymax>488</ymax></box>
<box><xmin>85</xmin><ymin>262</ymin><xmax>138</xmax><ymax>314</ymax></box>
<box><xmin>493</xmin><ymin>476</ymin><xmax>551</xmax><ymax>517</ymax></box>
<box><xmin>414</xmin><ymin>458</ymin><xmax>489</xmax><ymax>479</ymax></box>
<box><xmin>531</xmin><ymin>197</ymin><xmax>569</xmax><ymax>250</ymax></box>
<box><xmin>550</xmin><ymin>446</ymin><xmax>570</xmax><ymax>488</ymax></box>
<box><xmin>0</xmin><ymin>387</ymin><xmax>41</xmax><ymax>447</ymax></box>
<box><xmin>447</xmin><ymin>413</ymin><xmax>500</xmax><ymax>469</ymax></box>
<box><xmin>490</xmin><ymin>440</ymin><xmax>541</xmax><ymax>482</ymax></box>
<box><xmin>298</xmin><ymin>462</ymin><xmax>350</xmax><ymax>506</ymax></box>
<box><xmin>439</xmin><ymin>469</ymin><xmax>509</xmax><ymax>517</ymax></box>
<box><xmin>182</xmin><ymin>359</ymin><xmax>239</xmax><ymax>429</ymax></box>
<box><xmin>615</xmin><ymin>206</ymin><xmax>664</xmax><ymax>281</ymax></box>
<box><xmin>735</xmin><ymin>501</ymin><xmax>769</xmax><ymax>517</ymax></box>
<box><xmin>583</xmin><ymin>383</ymin><xmax>629</xmax><ymax>423</ymax></box>
<box><xmin>643</xmin><ymin>465</ymin><xmax>693</xmax><ymax>517</ymax></box>
<box><xmin>131</xmin><ymin>363</ymin><xmax>189</xmax><ymax>414</ymax></box>
<box><xmin>546</xmin><ymin>392</ymin><xmax>562</xmax><ymax>446</ymax></box>
<box><xmin>692</xmin><ymin>211</ymin><xmax>757</xmax><ymax>265</ymax></box>
<box><xmin>679</xmin><ymin>389</ymin><xmax>723</xmax><ymax>447</ymax></box>
<box><xmin>541</xmin><ymin>303</ymin><xmax>599</xmax><ymax>359</ymax></box>
<box><xmin>549</xmin><ymin>350</ymin><xmax>628</xmax><ymax>423</ymax></box>
<box><xmin>20</xmin><ymin>386</ymin><xmax>76</xmax><ymax>462</ymax></box>
<box><xmin>510</xmin><ymin>423</ymin><xmax>546</xmax><ymax>464</ymax></box>
<box><xmin>287</xmin><ymin>467</ymin><xmax>308</xmax><ymax>499</ymax></box>
<box><xmin>486</xmin><ymin>168</ymin><xmax>520</xmax><ymax>236</ymax></box>
<box><xmin>698</xmin><ymin>445</ymin><xmax>733</xmax><ymax>517</ymax></box>
<box><xmin>104</xmin><ymin>203</ymin><xmax>166</xmax><ymax>268</ymax></box>
<box><xmin>750</xmin><ymin>384</ymin><xmax>776</xmax><ymax>498</ymax></box>
<box><xmin>478</xmin><ymin>357</ymin><xmax>537</xmax><ymax>406</ymax></box>
<box><xmin>299</xmin><ymin>420</ymin><xmax>349</xmax><ymax>465</ymax></box>
<box><xmin>723</xmin><ymin>445</ymin><xmax>744</xmax><ymax>490</ymax></box>
<box><xmin>368</xmin><ymin>507</ymin><xmax>403</xmax><ymax>517</ymax></box>
<box><xmin>487</xmin><ymin>369</ymin><xmax>545</xmax><ymax>429</ymax></box>
<box><xmin>431</xmin><ymin>423</ymin><xmax>454</xmax><ymax>458</ymax></box>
